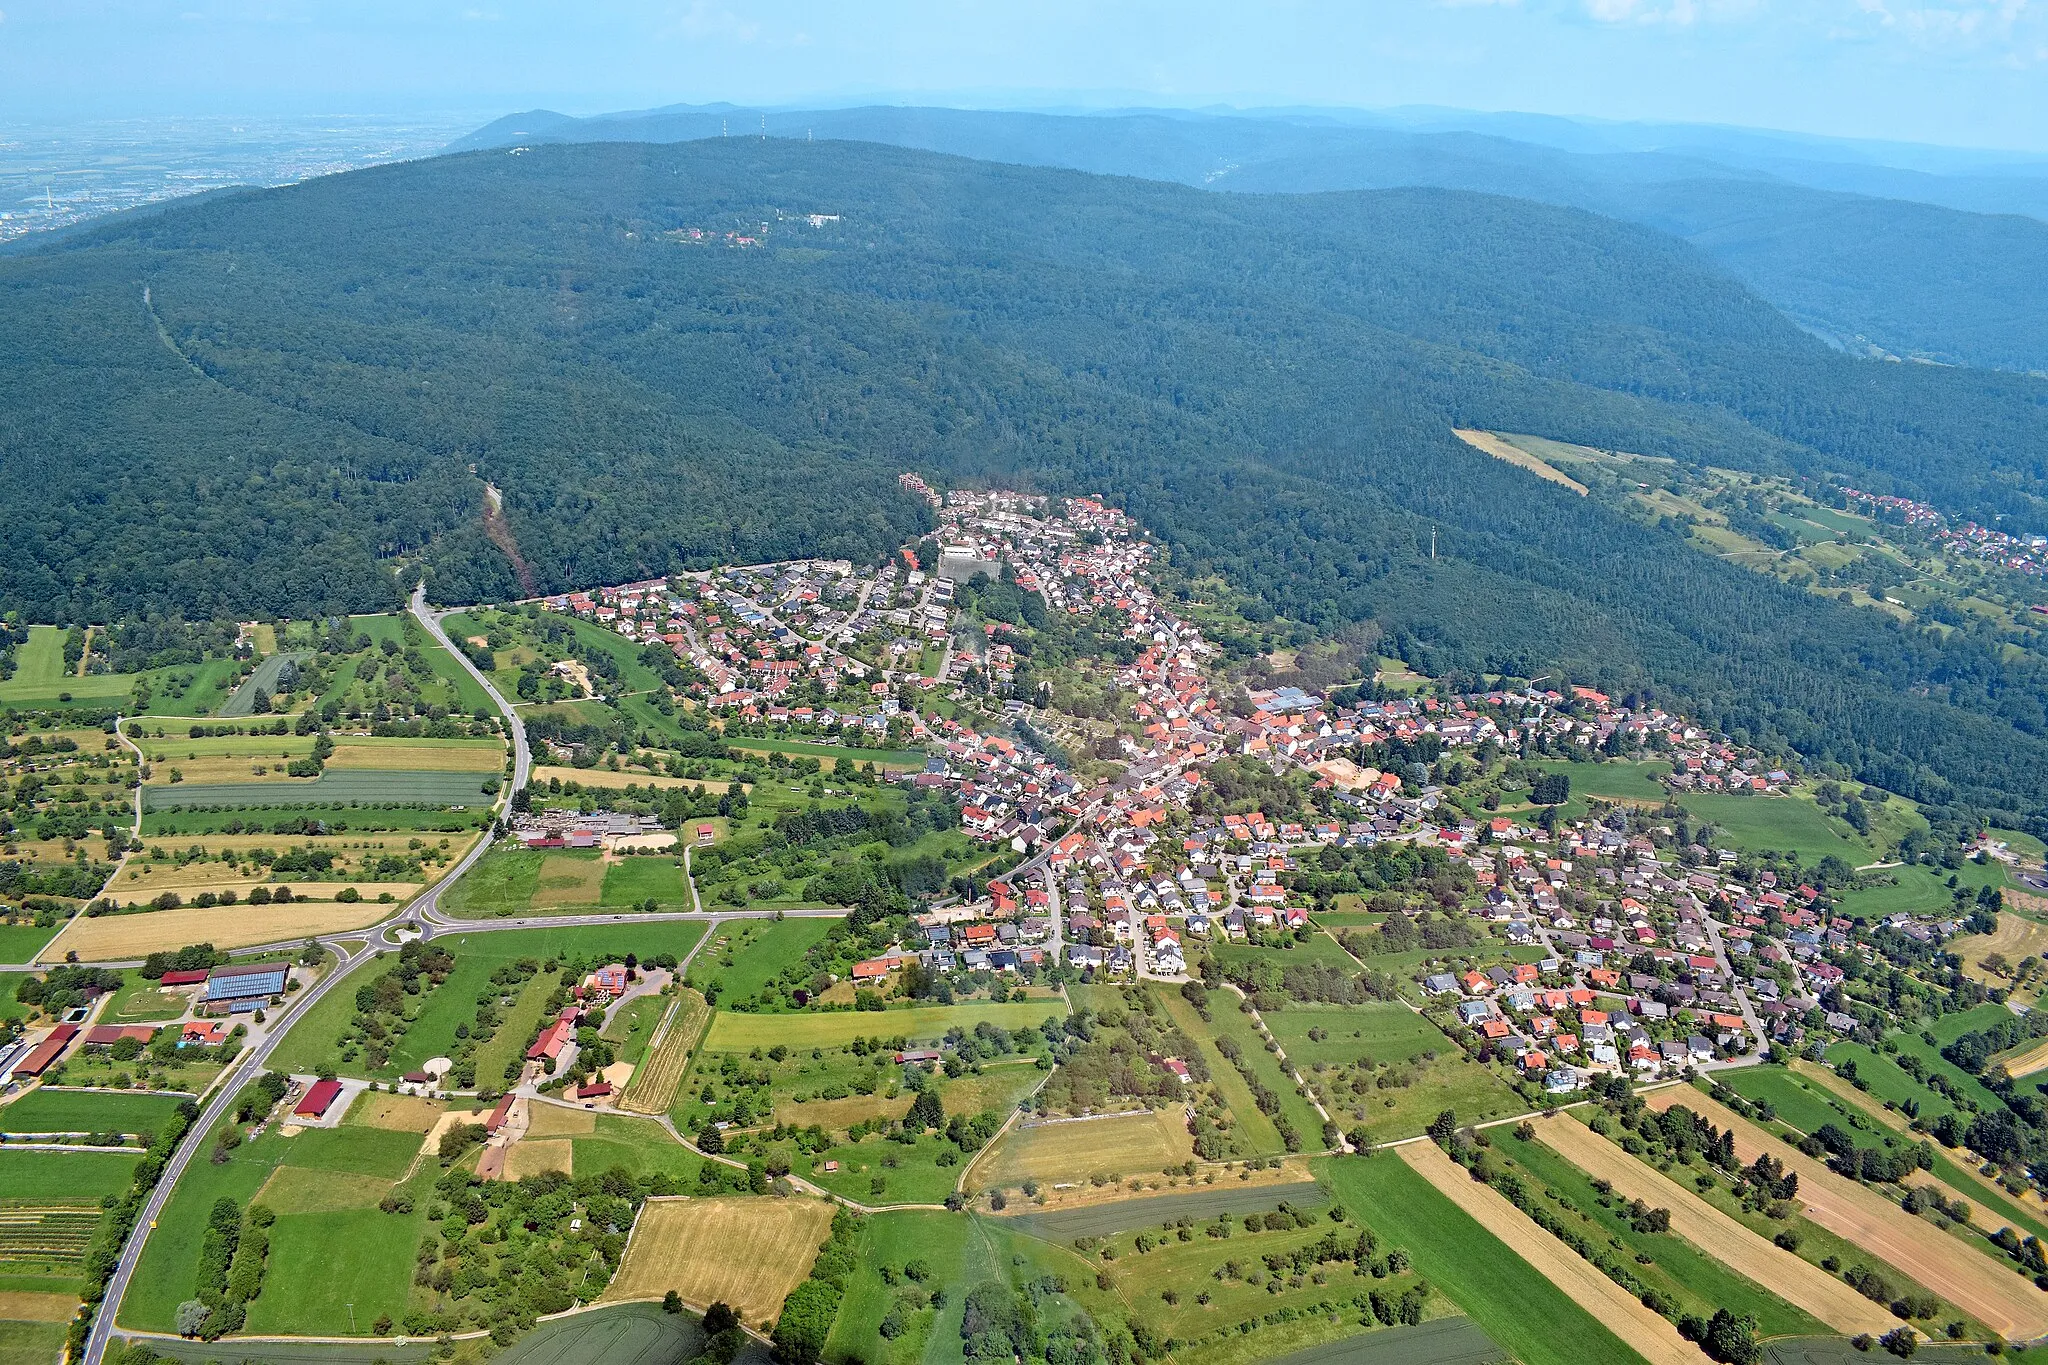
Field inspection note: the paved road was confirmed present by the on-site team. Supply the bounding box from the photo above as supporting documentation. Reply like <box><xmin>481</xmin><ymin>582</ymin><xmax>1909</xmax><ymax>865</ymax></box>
<box><xmin>82</xmin><ymin>933</ymin><xmax>381</xmax><ymax>1365</ymax></box>
<box><xmin>82</xmin><ymin>585</ymin><xmax>861</xmax><ymax>1362</ymax></box>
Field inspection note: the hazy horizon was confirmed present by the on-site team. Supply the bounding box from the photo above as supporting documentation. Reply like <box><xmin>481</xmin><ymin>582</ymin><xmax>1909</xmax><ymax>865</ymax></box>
<box><xmin>3</xmin><ymin>1</ymin><xmax>2046</xmax><ymax>154</ymax></box>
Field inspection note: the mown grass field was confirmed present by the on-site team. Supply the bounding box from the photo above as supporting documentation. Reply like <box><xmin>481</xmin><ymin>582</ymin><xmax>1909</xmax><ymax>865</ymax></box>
<box><xmin>1203</xmin><ymin>997</ymin><xmax>1327</xmax><ymax>1147</ymax></box>
<box><xmin>1678</xmin><ymin>793</ymin><xmax>1877</xmax><ymax>864</ymax></box>
<box><xmin>1001</xmin><ymin>1180</ymin><xmax>1327</xmax><ymax>1240</ymax></box>
<box><xmin>0</xmin><ymin>1149</ymin><xmax>140</xmax><ymax>1202</ymax></box>
<box><xmin>0</xmin><ymin>1089</ymin><xmax>185</xmax><ymax>1137</ymax></box>
<box><xmin>123</xmin><ymin>1116</ymin><xmax>435</xmax><ymax>1337</ymax></box>
<box><xmin>1316</xmin><ymin>1155</ymin><xmax>1648</xmax><ymax>1365</ymax></box>
<box><xmin>721</xmin><ymin>736</ymin><xmax>926</xmax><ymax>771</ymax></box>
<box><xmin>1158</xmin><ymin>989</ymin><xmax>1286</xmax><ymax>1154</ymax></box>
<box><xmin>702</xmin><ymin>999</ymin><xmax>1061</xmax><ymax>1052</ymax></box>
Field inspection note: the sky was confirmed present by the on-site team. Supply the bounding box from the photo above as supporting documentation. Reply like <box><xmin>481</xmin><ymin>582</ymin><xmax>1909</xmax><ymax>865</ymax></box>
<box><xmin>3</xmin><ymin>0</ymin><xmax>2046</xmax><ymax>152</ymax></box>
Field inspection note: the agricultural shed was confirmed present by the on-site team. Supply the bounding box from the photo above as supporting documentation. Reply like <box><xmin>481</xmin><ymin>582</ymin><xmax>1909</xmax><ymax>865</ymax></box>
<box><xmin>294</xmin><ymin>1078</ymin><xmax>343</xmax><ymax>1120</ymax></box>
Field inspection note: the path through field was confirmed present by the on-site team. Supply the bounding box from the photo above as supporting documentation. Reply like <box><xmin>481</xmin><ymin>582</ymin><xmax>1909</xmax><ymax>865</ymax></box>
<box><xmin>1644</xmin><ymin>1088</ymin><xmax>2048</xmax><ymax>1339</ymax></box>
<box><xmin>1533</xmin><ymin>1116</ymin><xmax>1896</xmax><ymax>1335</ymax></box>
<box><xmin>1397</xmin><ymin>1141</ymin><xmax>1709</xmax><ymax>1365</ymax></box>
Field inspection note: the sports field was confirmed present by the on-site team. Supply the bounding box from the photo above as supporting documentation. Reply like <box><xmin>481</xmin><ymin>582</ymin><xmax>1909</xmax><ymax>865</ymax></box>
<box><xmin>602</xmin><ymin>1195</ymin><xmax>835</xmax><ymax>1319</ymax></box>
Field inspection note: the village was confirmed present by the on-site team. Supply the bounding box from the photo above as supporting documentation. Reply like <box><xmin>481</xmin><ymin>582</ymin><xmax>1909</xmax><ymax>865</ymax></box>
<box><xmin>514</xmin><ymin>476</ymin><xmax>1983</xmax><ymax>1101</ymax></box>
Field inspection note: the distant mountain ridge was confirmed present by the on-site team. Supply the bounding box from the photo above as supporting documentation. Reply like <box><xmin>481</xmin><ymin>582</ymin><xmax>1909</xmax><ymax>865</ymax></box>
<box><xmin>448</xmin><ymin>102</ymin><xmax>2048</xmax><ymax>374</ymax></box>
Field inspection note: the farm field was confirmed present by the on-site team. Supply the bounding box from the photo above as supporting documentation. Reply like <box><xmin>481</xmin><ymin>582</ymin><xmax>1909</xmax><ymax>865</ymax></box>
<box><xmin>0</xmin><ymin>1150</ymin><xmax>141</xmax><ymax>1202</ymax></box>
<box><xmin>1945</xmin><ymin>911</ymin><xmax>2048</xmax><ymax>993</ymax></box>
<box><xmin>0</xmin><ymin>628</ymin><xmax>239</xmax><ymax>714</ymax></box>
<box><xmin>1500</xmin><ymin>1120</ymin><xmax>1836</xmax><ymax>1337</ymax></box>
<box><xmin>701</xmin><ymin>999</ymin><xmax>1058</xmax><ymax>1052</ymax></box>
<box><xmin>1262</xmin><ymin>1002</ymin><xmax>1448</xmax><ymax>1067</ymax></box>
<box><xmin>1266</xmin><ymin>1000</ymin><xmax>1525</xmax><ymax>1144</ymax></box>
<box><xmin>0</xmin><ymin>1088</ymin><xmax>185</xmax><ymax>1137</ymax></box>
<box><xmin>142</xmin><ymin>768</ymin><xmax>496</xmax><ymax>811</ymax></box>
<box><xmin>1532</xmin><ymin>1116</ymin><xmax>1893</xmax><ymax>1334</ymax></box>
<box><xmin>721</xmin><ymin>736</ymin><xmax>925</xmax><ymax>771</ymax></box>
<box><xmin>1202</xmin><ymin>997</ymin><xmax>1328</xmax><ymax>1149</ymax></box>
<box><xmin>1000</xmin><ymin>1180</ymin><xmax>1327</xmax><ymax>1241</ymax></box>
<box><xmin>138</xmin><ymin>804</ymin><xmax>490</xmax><ymax>837</ymax></box>
<box><xmin>117</xmin><ymin>1299</ymin><xmax>698</xmax><ymax>1364</ymax></box>
<box><xmin>1782</xmin><ymin>1060</ymin><xmax>2048</xmax><ymax>1243</ymax></box>
<box><xmin>1521</xmin><ymin>759</ymin><xmax>1672</xmax><ymax>805</ymax></box>
<box><xmin>561</xmin><ymin>1113</ymin><xmax>708</xmax><ymax>1182</ymax></box>
<box><xmin>1261</xmin><ymin>1318</ymin><xmax>1507</xmax><ymax>1365</ymax></box>
<box><xmin>1826</xmin><ymin>1027</ymin><xmax>2005</xmax><ymax>1120</ymax></box>
<box><xmin>1060</xmin><ymin>1189</ymin><xmax>1440</xmax><ymax>1358</ymax></box>
<box><xmin>1390</xmin><ymin>1141</ymin><xmax>1703</xmax><ymax>1365</ymax></box>
<box><xmin>601</xmin><ymin>1195</ymin><xmax>834</xmax><ymax>1319</ymax></box>
<box><xmin>444</xmin><ymin>848</ymin><xmax>693</xmax><ymax>916</ymax></box>
<box><xmin>39</xmin><ymin>897</ymin><xmax>395</xmax><ymax>960</ymax></box>
<box><xmin>1642</xmin><ymin>1086</ymin><xmax>2048</xmax><ymax>1339</ymax></box>
<box><xmin>1317</xmin><ymin>1153</ymin><xmax>1652</xmax><ymax>1365</ymax></box>
<box><xmin>618</xmin><ymin>989</ymin><xmax>708</xmax><ymax>1115</ymax></box>
<box><xmin>821</xmin><ymin>1209</ymin><xmax>981</xmax><ymax>1365</ymax></box>
<box><xmin>972</xmin><ymin>1109</ymin><xmax>1194</xmax><ymax>1192</ymax></box>
<box><xmin>122</xmin><ymin>1115</ymin><xmax>433</xmax><ymax>1337</ymax></box>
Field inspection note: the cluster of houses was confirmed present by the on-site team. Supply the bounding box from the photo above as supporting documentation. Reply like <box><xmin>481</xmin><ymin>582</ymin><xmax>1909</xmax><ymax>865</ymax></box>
<box><xmin>0</xmin><ymin>960</ymin><xmax>288</xmax><ymax>1088</ymax></box>
<box><xmin>526</xmin><ymin>479</ymin><xmax>1974</xmax><ymax>1092</ymax></box>
<box><xmin>1841</xmin><ymin>486</ymin><xmax>2048</xmax><ymax>579</ymax></box>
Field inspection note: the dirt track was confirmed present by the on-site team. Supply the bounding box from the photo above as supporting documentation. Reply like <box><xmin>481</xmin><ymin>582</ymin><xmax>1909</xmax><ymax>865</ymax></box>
<box><xmin>1398</xmin><ymin>1141</ymin><xmax>1709</xmax><ymax>1365</ymax></box>
<box><xmin>1535</xmin><ymin>1115</ymin><xmax>1897</xmax><ymax>1335</ymax></box>
<box><xmin>1645</xmin><ymin>1087</ymin><xmax>2048</xmax><ymax>1339</ymax></box>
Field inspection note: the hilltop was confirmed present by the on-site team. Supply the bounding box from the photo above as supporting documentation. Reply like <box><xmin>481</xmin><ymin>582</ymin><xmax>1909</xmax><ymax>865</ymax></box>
<box><xmin>4</xmin><ymin>138</ymin><xmax>2048</xmax><ymax>825</ymax></box>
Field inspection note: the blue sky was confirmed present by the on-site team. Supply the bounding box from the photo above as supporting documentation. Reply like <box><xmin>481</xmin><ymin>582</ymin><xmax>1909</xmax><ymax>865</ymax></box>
<box><xmin>3</xmin><ymin>0</ymin><xmax>2044</xmax><ymax>151</ymax></box>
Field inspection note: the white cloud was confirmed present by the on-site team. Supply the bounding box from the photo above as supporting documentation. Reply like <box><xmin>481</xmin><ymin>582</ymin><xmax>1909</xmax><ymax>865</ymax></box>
<box><xmin>1581</xmin><ymin>0</ymin><xmax>1759</xmax><ymax>24</ymax></box>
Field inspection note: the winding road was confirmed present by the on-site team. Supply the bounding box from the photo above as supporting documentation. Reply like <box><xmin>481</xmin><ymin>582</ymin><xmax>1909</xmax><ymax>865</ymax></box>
<box><xmin>80</xmin><ymin>583</ymin><xmax>787</xmax><ymax>1364</ymax></box>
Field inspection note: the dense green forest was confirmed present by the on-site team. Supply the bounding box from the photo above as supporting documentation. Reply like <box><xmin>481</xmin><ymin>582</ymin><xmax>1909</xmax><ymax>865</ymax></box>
<box><xmin>454</xmin><ymin>103</ymin><xmax>2048</xmax><ymax>373</ymax></box>
<box><xmin>6</xmin><ymin>139</ymin><xmax>2048</xmax><ymax>826</ymax></box>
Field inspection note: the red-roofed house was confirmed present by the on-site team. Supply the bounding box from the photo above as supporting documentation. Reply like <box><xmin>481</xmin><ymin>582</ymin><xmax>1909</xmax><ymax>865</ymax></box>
<box><xmin>295</xmin><ymin>1078</ymin><xmax>343</xmax><ymax>1120</ymax></box>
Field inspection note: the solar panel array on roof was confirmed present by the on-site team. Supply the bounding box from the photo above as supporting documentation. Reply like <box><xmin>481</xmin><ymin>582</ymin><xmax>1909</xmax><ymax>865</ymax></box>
<box><xmin>205</xmin><ymin>963</ymin><xmax>287</xmax><ymax>1001</ymax></box>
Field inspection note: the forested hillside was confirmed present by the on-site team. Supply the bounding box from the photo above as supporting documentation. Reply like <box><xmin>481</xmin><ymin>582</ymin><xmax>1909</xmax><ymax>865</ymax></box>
<box><xmin>6</xmin><ymin>138</ymin><xmax>2048</xmax><ymax>827</ymax></box>
<box><xmin>453</xmin><ymin>103</ymin><xmax>2048</xmax><ymax>373</ymax></box>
